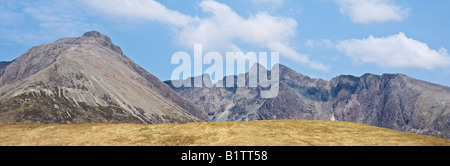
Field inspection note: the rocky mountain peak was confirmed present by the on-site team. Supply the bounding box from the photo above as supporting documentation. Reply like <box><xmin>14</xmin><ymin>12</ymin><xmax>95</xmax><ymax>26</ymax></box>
<box><xmin>52</xmin><ymin>31</ymin><xmax>123</xmax><ymax>55</ymax></box>
<box><xmin>74</xmin><ymin>31</ymin><xmax>123</xmax><ymax>54</ymax></box>
<box><xmin>0</xmin><ymin>31</ymin><xmax>126</xmax><ymax>87</ymax></box>
<box><xmin>81</xmin><ymin>31</ymin><xmax>104</xmax><ymax>38</ymax></box>
<box><xmin>278</xmin><ymin>64</ymin><xmax>310</xmax><ymax>80</ymax></box>
<box><xmin>248</xmin><ymin>63</ymin><xmax>267</xmax><ymax>74</ymax></box>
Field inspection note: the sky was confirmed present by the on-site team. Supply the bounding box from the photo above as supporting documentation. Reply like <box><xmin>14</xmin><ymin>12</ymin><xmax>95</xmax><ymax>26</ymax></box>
<box><xmin>1</xmin><ymin>0</ymin><xmax>450</xmax><ymax>86</ymax></box>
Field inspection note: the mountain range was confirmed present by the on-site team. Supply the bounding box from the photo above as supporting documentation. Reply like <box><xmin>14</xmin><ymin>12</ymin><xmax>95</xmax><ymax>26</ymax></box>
<box><xmin>0</xmin><ymin>31</ymin><xmax>448</xmax><ymax>139</ymax></box>
<box><xmin>0</xmin><ymin>31</ymin><xmax>207</xmax><ymax>124</ymax></box>
<box><xmin>165</xmin><ymin>64</ymin><xmax>450</xmax><ymax>138</ymax></box>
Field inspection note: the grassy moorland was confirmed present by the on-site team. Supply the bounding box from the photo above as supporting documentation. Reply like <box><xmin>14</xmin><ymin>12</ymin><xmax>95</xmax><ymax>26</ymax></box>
<box><xmin>0</xmin><ymin>120</ymin><xmax>448</xmax><ymax>146</ymax></box>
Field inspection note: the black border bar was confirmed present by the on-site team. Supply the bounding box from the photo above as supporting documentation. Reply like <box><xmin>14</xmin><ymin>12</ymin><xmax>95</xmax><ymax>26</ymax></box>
<box><xmin>0</xmin><ymin>146</ymin><xmax>447</xmax><ymax>164</ymax></box>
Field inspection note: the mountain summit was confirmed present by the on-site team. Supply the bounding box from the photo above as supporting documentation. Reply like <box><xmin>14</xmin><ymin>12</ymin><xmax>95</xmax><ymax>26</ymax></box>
<box><xmin>0</xmin><ymin>31</ymin><xmax>207</xmax><ymax>124</ymax></box>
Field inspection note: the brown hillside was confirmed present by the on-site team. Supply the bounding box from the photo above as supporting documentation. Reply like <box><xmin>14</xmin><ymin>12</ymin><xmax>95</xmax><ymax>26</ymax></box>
<box><xmin>0</xmin><ymin>120</ymin><xmax>448</xmax><ymax>146</ymax></box>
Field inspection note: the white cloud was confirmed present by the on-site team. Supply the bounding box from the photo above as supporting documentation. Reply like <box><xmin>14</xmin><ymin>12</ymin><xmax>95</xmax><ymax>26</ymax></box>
<box><xmin>335</xmin><ymin>32</ymin><xmax>450</xmax><ymax>69</ymax></box>
<box><xmin>82</xmin><ymin>0</ymin><xmax>329</xmax><ymax>71</ymax></box>
<box><xmin>81</xmin><ymin>0</ymin><xmax>194</xmax><ymax>27</ymax></box>
<box><xmin>305</xmin><ymin>39</ymin><xmax>333</xmax><ymax>49</ymax></box>
<box><xmin>334</xmin><ymin>0</ymin><xmax>409</xmax><ymax>24</ymax></box>
<box><xmin>178</xmin><ymin>1</ymin><xmax>297</xmax><ymax>52</ymax></box>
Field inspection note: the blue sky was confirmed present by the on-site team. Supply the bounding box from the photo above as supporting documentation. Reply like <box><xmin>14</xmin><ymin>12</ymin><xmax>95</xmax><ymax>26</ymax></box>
<box><xmin>1</xmin><ymin>0</ymin><xmax>450</xmax><ymax>86</ymax></box>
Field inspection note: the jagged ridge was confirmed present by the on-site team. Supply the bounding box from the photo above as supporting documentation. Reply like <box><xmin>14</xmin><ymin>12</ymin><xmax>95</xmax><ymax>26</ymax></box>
<box><xmin>166</xmin><ymin>64</ymin><xmax>450</xmax><ymax>138</ymax></box>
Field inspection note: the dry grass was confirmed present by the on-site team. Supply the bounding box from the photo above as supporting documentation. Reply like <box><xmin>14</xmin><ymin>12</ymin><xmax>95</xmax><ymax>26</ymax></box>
<box><xmin>0</xmin><ymin>120</ymin><xmax>448</xmax><ymax>146</ymax></box>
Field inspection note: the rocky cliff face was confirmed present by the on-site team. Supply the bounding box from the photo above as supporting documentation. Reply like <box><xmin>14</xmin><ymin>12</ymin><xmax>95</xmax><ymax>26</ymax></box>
<box><xmin>0</xmin><ymin>31</ymin><xmax>207</xmax><ymax>124</ymax></box>
<box><xmin>166</xmin><ymin>64</ymin><xmax>450</xmax><ymax>138</ymax></box>
<box><xmin>329</xmin><ymin>73</ymin><xmax>450</xmax><ymax>138</ymax></box>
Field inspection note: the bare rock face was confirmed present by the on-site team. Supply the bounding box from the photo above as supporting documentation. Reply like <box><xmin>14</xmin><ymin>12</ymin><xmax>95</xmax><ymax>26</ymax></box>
<box><xmin>0</xmin><ymin>31</ymin><xmax>206</xmax><ymax>124</ymax></box>
<box><xmin>330</xmin><ymin>73</ymin><xmax>450</xmax><ymax>138</ymax></box>
<box><xmin>166</xmin><ymin>64</ymin><xmax>450</xmax><ymax>138</ymax></box>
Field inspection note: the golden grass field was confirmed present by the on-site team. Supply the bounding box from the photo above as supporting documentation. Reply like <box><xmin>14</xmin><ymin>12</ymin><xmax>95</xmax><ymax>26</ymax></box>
<box><xmin>0</xmin><ymin>120</ymin><xmax>448</xmax><ymax>146</ymax></box>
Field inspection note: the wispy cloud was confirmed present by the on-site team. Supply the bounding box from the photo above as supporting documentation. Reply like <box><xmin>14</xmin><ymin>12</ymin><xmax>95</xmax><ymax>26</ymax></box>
<box><xmin>0</xmin><ymin>0</ymin><xmax>96</xmax><ymax>45</ymax></box>
<box><xmin>334</xmin><ymin>0</ymin><xmax>409</xmax><ymax>24</ymax></box>
<box><xmin>0</xmin><ymin>5</ymin><xmax>24</xmax><ymax>26</ymax></box>
<box><xmin>249</xmin><ymin>0</ymin><xmax>285</xmax><ymax>7</ymax></box>
<box><xmin>335</xmin><ymin>33</ymin><xmax>450</xmax><ymax>69</ymax></box>
<box><xmin>82</xmin><ymin>0</ymin><xmax>329</xmax><ymax>71</ymax></box>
